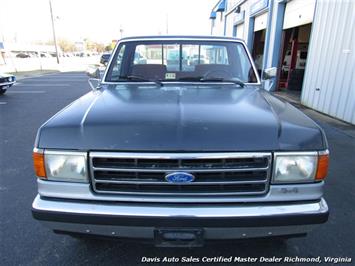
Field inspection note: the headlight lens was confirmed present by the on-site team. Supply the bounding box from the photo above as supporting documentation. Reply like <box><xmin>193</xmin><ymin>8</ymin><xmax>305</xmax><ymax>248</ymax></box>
<box><xmin>273</xmin><ymin>153</ymin><xmax>318</xmax><ymax>183</ymax></box>
<box><xmin>45</xmin><ymin>151</ymin><xmax>88</xmax><ymax>182</ymax></box>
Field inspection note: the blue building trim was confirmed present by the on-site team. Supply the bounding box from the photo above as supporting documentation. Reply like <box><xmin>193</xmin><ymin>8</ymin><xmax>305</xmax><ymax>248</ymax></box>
<box><xmin>247</xmin><ymin>0</ymin><xmax>269</xmax><ymax>50</ymax></box>
<box><xmin>216</xmin><ymin>0</ymin><xmax>226</xmax><ymax>12</ymax></box>
<box><xmin>270</xmin><ymin>2</ymin><xmax>286</xmax><ymax>69</ymax></box>
<box><xmin>233</xmin><ymin>10</ymin><xmax>245</xmax><ymax>25</ymax></box>
<box><xmin>209</xmin><ymin>11</ymin><xmax>217</xmax><ymax>19</ymax></box>
<box><xmin>233</xmin><ymin>12</ymin><xmax>245</xmax><ymax>38</ymax></box>
<box><xmin>233</xmin><ymin>25</ymin><xmax>237</xmax><ymax>37</ymax></box>
<box><xmin>246</xmin><ymin>16</ymin><xmax>255</xmax><ymax>50</ymax></box>
<box><xmin>264</xmin><ymin>0</ymin><xmax>287</xmax><ymax>91</ymax></box>
<box><xmin>224</xmin><ymin>13</ymin><xmax>227</xmax><ymax>36</ymax></box>
<box><xmin>261</xmin><ymin>0</ymin><xmax>274</xmax><ymax>72</ymax></box>
<box><xmin>250</xmin><ymin>0</ymin><xmax>269</xmax><ymax>17</ymax></box>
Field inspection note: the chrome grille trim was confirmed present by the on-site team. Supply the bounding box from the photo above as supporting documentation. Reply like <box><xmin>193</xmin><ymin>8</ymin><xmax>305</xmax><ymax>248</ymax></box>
<box><xmin>89</xmin><ymin>152</ymin><xmax>272</xmax><ymax>199</ymax></box>
<box><xmin>91</xmin><ymin>180</ymin><xmax>269</xmax><ymax>185</ymax></box>
<box><xmin>91</xmin><ymin>167</ymin><xmax>269</xmax><ymax>173</ymax></box>
<box><xmin>90</xmin><ymin>152</ymin><xmax>271</xmax><ymax>159</ymax></box>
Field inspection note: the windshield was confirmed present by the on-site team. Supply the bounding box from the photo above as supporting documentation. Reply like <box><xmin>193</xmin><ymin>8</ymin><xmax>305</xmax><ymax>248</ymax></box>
<box><xmin>105</xmin><ymin>40</ymin><xmax>258</xmax><ymax>83</ymax></box>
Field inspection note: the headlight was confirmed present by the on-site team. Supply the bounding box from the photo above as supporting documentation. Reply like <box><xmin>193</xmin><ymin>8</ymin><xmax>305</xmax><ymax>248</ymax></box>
<box><xmin>273</xmin><ymin>152</ymin><xmax>318</xmax><ymax>183</ymax></box>
<box><xmin>44</xmin><ymin>150</ymin><xmax>88</xmax><ymax>182</ymax></box>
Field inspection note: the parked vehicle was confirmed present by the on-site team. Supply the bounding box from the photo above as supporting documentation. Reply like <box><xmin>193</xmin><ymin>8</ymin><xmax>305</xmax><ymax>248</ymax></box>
<box><xmin>32</xmin><ymin>36</ymin><xmax>329</xmax><ymax>247</ymax></box>
<box><xmin>0</xmin><ymin>73</ymin><xmax>16</xmax><ymax>94</ymax></box>
<box><xmin>100</xmin><ymin>52</ymin><xmax>111</xmax><ymax>65</ymax></box>
<box><xmin>16</xmin><ymin>53</ymin><xmax>31</xmax><ymax>58</ymax></box>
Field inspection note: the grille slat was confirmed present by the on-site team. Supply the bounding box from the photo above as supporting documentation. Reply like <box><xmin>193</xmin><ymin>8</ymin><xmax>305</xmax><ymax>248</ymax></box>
<box><xmin>93</xmin><ymin>170</ymin><xmax>267</xmax><ymax>183</ymax></box>
<box><xmin>94</xmin><ymin>179</ymin><xmax>268</xmax><ymax>185</ymax></box>
<box><xmin>92</xmin><ymin>167</ymin><xmax>269</xmax><ymax>173</ymax></box>
<box><xmin>95</xmin><ymin>183</ymin><xmax>266</xmax><ymax>195</ymax></box>
<box><xmin>92</xmin><ymin>157</ymin><xmax>269</xmax><ymax>169</ymax></box>
<box><xmin>90</xmin><ymin>152</ymin><xmax>271</xmax><ymax>199</ymax></box>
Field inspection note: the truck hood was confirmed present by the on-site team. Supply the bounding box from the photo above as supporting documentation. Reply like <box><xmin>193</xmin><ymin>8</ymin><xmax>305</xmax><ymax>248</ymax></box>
<box><xmin>36</xmin><ymin>84</ymin><xmax>325</xmax><ymax>151</ymax></box>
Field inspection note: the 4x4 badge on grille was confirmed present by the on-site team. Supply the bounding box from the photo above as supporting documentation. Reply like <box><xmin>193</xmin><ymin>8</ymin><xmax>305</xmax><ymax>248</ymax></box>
<box><xmin>165</xmin><ymin>172</ymin><xmax>195</xmax><ymax>183</ymax></box>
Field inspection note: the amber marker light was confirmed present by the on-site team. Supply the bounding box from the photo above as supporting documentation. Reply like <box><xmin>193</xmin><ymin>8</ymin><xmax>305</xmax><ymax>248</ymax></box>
<box><xmin>315</xmin><ymin>150</ymin><xmax>329</xmax><ymax>181</ymax></box>
<box><xmin>33</xmin><ymin>148</ymin><xmax>46</xmax><ymax>179</ymax></box>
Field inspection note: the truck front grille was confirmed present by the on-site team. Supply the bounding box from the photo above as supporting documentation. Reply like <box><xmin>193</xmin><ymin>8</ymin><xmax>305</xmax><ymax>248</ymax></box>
<box><xmin>89</xmin><ymin>152</ymin><xmax>272</xmax><ymax>200</ymax></box>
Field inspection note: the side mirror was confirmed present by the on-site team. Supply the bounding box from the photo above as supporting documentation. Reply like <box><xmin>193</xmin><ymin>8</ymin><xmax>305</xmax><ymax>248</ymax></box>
<box><xmin>86</xmin><ymin>67</ymin><xmax>101</xmax><ymax>90</ymax></box>
<box><xmin>262</xmin><ymin>67</ymin><xmax>277</xmax><ymax>80</ymax></box>
<box><xmin>86</xmin><ymin>67</ymin><xmax>100</xmax><ymax>79</ymax></box>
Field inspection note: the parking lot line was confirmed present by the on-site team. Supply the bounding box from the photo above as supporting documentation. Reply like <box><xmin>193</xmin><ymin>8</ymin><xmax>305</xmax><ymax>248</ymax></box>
<box><xmin>24</xmin><ymin>79</ymin><xmax>86</xmax><ymax>82</ymax></box>
<box><xmin>14</xmin><ymin>84</ymin><xmax>71</xmax><ymax>87</ymax></box>
<box><xmin>7</xmin><ymin>91</ymin><xmax>45</xmax><ymax>94</ymax></box>
<box><xmin>0</xmin><ymin>102</ymin><xmax>7</xmax><ymax>104</ymax></box>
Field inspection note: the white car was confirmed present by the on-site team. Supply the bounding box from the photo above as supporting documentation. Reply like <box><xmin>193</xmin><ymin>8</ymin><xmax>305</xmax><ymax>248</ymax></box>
<box><xmin>0</xmin><ymin>73</ymin><xmax>16</xmax><ymax>95</ymax></box>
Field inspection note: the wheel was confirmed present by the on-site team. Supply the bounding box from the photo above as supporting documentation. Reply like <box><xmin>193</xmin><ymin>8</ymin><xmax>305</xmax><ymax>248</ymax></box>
<box><xmin>0</xmin><ymin>88</ymin><xmax>7</xmax><ymax>95</ymax></box>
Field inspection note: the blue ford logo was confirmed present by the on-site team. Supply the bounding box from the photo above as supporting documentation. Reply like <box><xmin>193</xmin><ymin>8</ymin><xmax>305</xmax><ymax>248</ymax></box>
<box><xmin>165</xmin><ymin>172</ymin><xmax>195</xmax><ymax>183</ymax></box>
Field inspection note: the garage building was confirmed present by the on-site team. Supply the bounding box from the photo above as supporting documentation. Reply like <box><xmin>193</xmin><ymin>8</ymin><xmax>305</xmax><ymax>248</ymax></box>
<box><xmin>209</xmin><ymin>0</ymin><xmax>354</xmax><ymax>125</ymax></box>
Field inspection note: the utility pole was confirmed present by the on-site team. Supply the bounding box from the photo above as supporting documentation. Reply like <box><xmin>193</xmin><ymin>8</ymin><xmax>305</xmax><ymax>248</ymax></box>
<box><xmin>166</xmin><ymin>14</ymin><xmax>169</xmax><ymax>35</ymax></box>
<box><xmin>49</xmin><ymin>0</ymin><xmax>59</xmax><ymax>64</ymax></box>
<box><xmin>119</xmin><ymin>25</ymin><xmax>124</xmax><ymax>39</ymax></box>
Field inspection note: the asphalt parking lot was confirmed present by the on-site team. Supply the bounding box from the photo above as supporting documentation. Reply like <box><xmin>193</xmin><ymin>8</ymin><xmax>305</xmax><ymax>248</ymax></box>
<box><xmin>0</xmin><ymin>72</ymin><xmax>354</xmax><ymax>265</ymax></box>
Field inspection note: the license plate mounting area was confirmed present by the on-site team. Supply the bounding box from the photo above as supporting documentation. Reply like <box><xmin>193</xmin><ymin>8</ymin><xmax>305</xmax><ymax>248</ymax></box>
<box><xmin>154</xmin><ymin>228</ymin><xmax>204</xmax><ymax>247</ymax></box>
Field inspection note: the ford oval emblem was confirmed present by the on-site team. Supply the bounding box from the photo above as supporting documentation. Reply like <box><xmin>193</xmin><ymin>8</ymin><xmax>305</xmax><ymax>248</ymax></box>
<box><xmin>165</xmin><ymin>172</ymin><xmax>195</xmax><ymax>183</ymax></box>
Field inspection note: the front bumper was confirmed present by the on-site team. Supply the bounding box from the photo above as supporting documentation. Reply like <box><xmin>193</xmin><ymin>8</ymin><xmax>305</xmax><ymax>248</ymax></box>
<box><xmin>32</xmin><ymin>195</ymin><xmax>329</xmax><ymax>240</ymax></box>
<box><xmin>0</xmin><ymin>81</ymin><xmax>15</xmax><ymax>88</ymax></box>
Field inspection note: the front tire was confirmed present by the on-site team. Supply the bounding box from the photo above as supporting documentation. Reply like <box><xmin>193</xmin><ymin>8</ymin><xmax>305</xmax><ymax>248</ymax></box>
<box><xmin>0</xmin><ymin>88</ymin><xmax>7</xmax><ymax>95</ymax></box>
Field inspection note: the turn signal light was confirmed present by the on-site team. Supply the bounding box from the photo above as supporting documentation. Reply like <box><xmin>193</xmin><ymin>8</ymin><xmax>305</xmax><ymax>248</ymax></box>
<box><xmin>315</xmin><ymin>151</ymin><xmax>329</xmax><ymax>180</ymax></box>
<box><xmin>33</xmin><ymin>149</ymin><xmax>46</xmax><ymax>178</ymax></box>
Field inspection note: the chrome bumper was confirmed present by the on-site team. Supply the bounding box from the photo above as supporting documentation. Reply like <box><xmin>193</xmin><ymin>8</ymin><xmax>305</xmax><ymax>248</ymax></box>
<box><xmin>0</xmin><ymin>81</ymin><xmax>15</xmax><ymax>87</ymax></box>
<box><xmin>32</xmin><ymin>195</ymin><xmax>329</xmax><ymax>240</ymax></box>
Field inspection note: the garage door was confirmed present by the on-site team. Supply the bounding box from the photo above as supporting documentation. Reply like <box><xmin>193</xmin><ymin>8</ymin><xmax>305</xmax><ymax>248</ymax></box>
<box><xmin>254</xmin><ymin>12</ymin><xmax>268</xmax><ymax>32</ymax></box>
<box><xmin>236</xmin><ymin>24</ymin><xmax>244</xmax><ymax>39</ymax></box>
<box><xmin>283</xmin><ymin>0</ymin><xmax>316</xmax><ymax>29</ymax></box>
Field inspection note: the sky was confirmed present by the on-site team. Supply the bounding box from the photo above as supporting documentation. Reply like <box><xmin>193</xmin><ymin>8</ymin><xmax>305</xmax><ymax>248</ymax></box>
<box><xmin>0</xmin><ymin>0</ymin><xmax>218</xmax><ymax>44</ymax></box>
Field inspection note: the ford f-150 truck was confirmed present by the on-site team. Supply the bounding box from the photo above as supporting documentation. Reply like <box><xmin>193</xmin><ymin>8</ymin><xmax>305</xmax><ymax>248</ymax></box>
<box><xmin>32</xmin><ymin>36</ymin><xmax>329</xmax><ymax>247</ymax></box>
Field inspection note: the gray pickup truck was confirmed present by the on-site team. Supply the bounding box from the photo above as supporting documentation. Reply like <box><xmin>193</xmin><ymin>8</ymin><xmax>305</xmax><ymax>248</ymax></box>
<box><xmin>32</xmin><ymin>36</ymin><xmax>329</xmax><ymax>247</ymax></box>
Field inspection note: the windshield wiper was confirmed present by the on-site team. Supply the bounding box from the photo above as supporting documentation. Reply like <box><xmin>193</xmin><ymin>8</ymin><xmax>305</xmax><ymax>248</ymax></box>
<box><xmin>177</xmin><ymin>76</ymin><xmax>245</xmax><ymax>87</ymax></box>
<box><xmin>200</xmin><ymin>77</ymin><xmax>245</xmax><ymax>88</ymax></box>
<box><xmin>118</xmin><ymin>75</ymin><xmax>163</xmax><ymax>86</ymax></box>
<box><xmin>176</xmin><ymin>77</ymin><xmax>202</xmax><ymax>82</ymax></box>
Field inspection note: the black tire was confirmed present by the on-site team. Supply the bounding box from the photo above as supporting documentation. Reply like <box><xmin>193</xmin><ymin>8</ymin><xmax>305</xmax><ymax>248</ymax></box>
<box><xmin>0</xmin><ymin>88</ymin><xmax>7</xmax><ymax>95</ymax></box>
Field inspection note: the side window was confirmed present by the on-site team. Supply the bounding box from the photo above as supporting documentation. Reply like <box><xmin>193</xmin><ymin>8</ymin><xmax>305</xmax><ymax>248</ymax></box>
<box><xmin>111</xmin><ymin>45</ymin><xmax>126</xmax><ymax>79</ymax></box>
<box><xmin>236</xmin><ymin>45</ymin><xmax>249</xmax><ymax>79</ymax></box>
<box><xmin>235</xmin><ymin>44</ymin><xmax>257</xmax><ymax>82</ymax></box>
